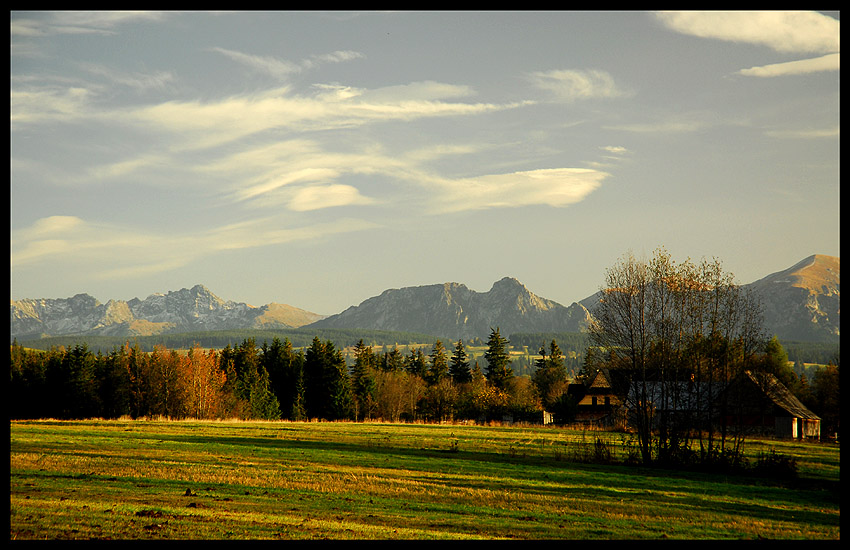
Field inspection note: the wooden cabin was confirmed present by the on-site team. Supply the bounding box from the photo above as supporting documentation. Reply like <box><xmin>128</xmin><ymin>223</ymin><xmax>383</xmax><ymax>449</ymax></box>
<box><xmin>568</xmin><ymin>369</ymin><xmax>628</xmax><ymax>427</ymax></box>
<box><xmin>723</xmin><ymin>371</ymin><xmax>821</xmax><ymax>440</ymax></box>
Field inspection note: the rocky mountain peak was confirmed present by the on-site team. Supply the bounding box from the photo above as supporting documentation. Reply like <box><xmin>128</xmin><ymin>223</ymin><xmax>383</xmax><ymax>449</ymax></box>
<box><xmin>748</xmin><ymin>254</ymin><xmax>839</xmax><ymax>342</ymax></box>
<box><xmin>489</xmin><ymin>276</ymin><xmax>527</xmax><ymax>294</ymax></box>
<box><xmin>10</xmin><ymin>285</ymin><xmax>316</xmax><ymax>340</ymax></box>
<box><xmin>308</xmin><ymin>277</ymin><xmax>591</xmax><ymax>340</ymax></box>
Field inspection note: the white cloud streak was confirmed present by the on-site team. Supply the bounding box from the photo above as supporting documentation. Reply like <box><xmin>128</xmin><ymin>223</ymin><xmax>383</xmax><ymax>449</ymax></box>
<box><xmin>527</xmin><ymin>69</ymin><xmax>632</xmax><ymax>102</ymax></box>
<box><xmin>12</xmin><ymin>214</ymin><xmax>379</xmax><ymax>280</ymax></box>
<box><xmin>737</xmin><ymin>52</ymin><xmax>839</xmax><ymax>77</ymax></box>
<box><xmin>210</xmin><ymin>47</ymin><xmax>302</xmax><ymax>80</ymax></box>
<box><xmin>288</xmin><ymin>184</ymin><xmax>376</xmax><ymax>211</ymax></box>
<box><xmin>654</xmin><ymin>11</ymin><xmax>839</xmax><ymax>54</ymax></box>
<box><xmin>11</xmin><ymin>11</ymin><xmax>167</xmax><ymax>37</ymax></box>
<box><xmin>429</xmin><ymin>168</ymin><xmax>608</xmax><ymax>213</ymax></box>
<box><xmin>116</xmin><ymin>84</ymin><xmax>529</xmax><ymax>151</ymax></box>
<box><xmin>764</xmin><ymin>126</ymin><xmax>839</xmax><ymax>139</ymax></box>
<box><xmin>211</xmin><ymin>47</ymin><xmax>365</xmax><ymax>80</ymax></box>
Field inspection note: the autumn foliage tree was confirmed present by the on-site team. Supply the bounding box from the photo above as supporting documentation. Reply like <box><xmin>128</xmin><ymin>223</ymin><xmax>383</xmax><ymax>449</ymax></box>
<box><xmin>588</xmin><ymin>248</ymin><xmax>767</xmax><ymax>465</ymax></box>
<box><xmin>184</xmin><ymin>345</ymin><xmax>227</xmax><ymax>419</ymax></box>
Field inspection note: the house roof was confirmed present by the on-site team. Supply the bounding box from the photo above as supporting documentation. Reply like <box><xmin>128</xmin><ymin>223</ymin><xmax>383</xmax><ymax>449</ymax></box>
<box><xmin>620</xmin><ymin>370</ymin><xmax>820</xmax><ymax>421</ymax></box>
<box><xmin>744</xmin><ymin>370</ymin><xmax>821</xmax><ymax>420</ymax></box>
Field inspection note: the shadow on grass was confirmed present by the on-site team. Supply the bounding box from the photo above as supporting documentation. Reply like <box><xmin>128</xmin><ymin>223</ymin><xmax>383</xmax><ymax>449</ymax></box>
<box><xmin>104</xmin><ymin>429</ymin><xmax>839</xmax><ymax>530</ymax></box>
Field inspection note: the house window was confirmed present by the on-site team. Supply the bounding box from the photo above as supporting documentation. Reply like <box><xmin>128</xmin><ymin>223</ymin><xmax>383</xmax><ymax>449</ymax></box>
<box><xmin>592</xmin><ymin>396</ymin><xmax>597</xmax><ymax>406</ymax></box>
<box><xmin>605</xmin><ymin>396</ymin><xmax>610</xmax><ymax>406</ymax></box>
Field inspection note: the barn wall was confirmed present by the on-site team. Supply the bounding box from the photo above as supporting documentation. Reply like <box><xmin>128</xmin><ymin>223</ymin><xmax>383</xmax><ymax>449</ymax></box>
<box><xmin>775</xmin><ymin>416</ymin><xmax>797</xmax><ymax>439</ymax></box>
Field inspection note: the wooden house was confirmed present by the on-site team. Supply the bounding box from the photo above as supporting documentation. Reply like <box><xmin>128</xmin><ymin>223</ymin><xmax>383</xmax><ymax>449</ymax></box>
<box><xmin>721</xmin><ymin>371</ymin><xmax>821</xmax><ymax>440</ymax></box>
<box><xmin>568</xmin><ymin>369</ymin><xmax>628</xmax><ymax>427</ymax></box>
<box><xmin>624</xmin><ymin>371</ymin><xmax>821</xmax><ymax>440</ymax></box>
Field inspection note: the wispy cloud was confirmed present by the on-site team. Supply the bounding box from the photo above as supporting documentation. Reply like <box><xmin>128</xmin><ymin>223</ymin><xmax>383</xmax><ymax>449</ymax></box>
<box><xmin>11</xmin><ymin>78</ymin><xmax>524</xmax><ymax>152</ymax></box>
<box><xmin>210</xmin><ymin>47</ymin><xmax>303</xmax><ymax>80</ymax></box>
<box><xmin>10</xmin><ymin>87</ymin><xmax>94</xmax><ymax>124</ymax></box>
<box><xmin>210</xmin><ymin>47</ymin><xmax>365</xmax><ymax>80</ymax></box>
<box><xmin>429</xmin><ymin>168</ymin><xmax>607</xmax><ymax>213</ymax></box>
<box><xmin>764</xmin><ymin>126</ymin><xmax>839</xmax><ymax>139</ymax></box>
<box><xmin>11</xmin><ymin>11</ymin><xmax>167</xmax><ymax>37</ymax></box>
<box><xmin>605</xmin><ymin>114</ymin><xmax>711</xmax><ymax>134</ymax></box>
<box><xmin>288</xmin><ymin>184</ymin><xmax>377</xmax><ymax>211</ymax></box>
<box><xmin>653</xmin><ymin>11</ymin><xmax>839</xmax><ymax>55</ymax></box>
<box><xmin>78</xmin><ymin>62</ymin><xmax>176</xmax><ymax>92</ymax></box>
<box><xmin>527</xmin><ymin>69</ymin><xmax>632</xmax><ymax>102</ymax></box>
<box><xmin>736</xmin><ymin>52</ymin><xmax>839</xmax><ymax>77</ymax></box>
<box><xmin>107</xmin><ymin>83</ymin><xmax>528</xmax><ymax>152</ymax></box>
<box><xmin>12</xmin><ymin>214</ymin><xmax>379</xmax><ymax>280</ymax></box>
<box><xmin>655</xmin><ymin>11</ymin><xmax>840</xmax><ymax>80</ymax></box>
<box><xmin>600</xmin><ymin>145</ymin><xmax>631</xmax><ymax>155</ymax></box>
<box><xmin>302</xmin><ymin>50</ymin><xmax>366</xmax><ymax>69</ymax></box>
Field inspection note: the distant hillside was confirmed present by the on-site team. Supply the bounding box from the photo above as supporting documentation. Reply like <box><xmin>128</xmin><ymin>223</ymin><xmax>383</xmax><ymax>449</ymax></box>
<box><xmin>305</xmin><ymin>277</ymin><xmax>592</xmax><ymax>341</ymax></box>
<box><xmin>251</xmin><ymin>303</ymin><xmax>325</xmax><ymax>329</ymax></box>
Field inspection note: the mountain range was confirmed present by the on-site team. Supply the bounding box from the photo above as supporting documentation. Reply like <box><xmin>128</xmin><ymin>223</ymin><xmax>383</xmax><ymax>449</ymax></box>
<box><xmin>307</xmin><ymin>277</ymin><xmax>592</xmax><ymax>340</ymax></box>
<box><xmin>10</xmin><ymin>254</ymin><xmax>839</xmax><ymax>343</ymax></box>
<box><xmin>10</xmin><ymin>285</ymin><xmax>323</xmax><ymax>342</ymax></box>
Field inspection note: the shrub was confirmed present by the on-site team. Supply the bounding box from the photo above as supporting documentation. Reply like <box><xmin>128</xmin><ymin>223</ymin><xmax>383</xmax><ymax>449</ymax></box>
<box><xmin>571</xmin><ymin>434</ymin><xmax>614</xmax><ymax>464</ymax></box>
<box><xmin>752</xmin><ymin>449</ymin><xmax>798</xmax><ymax>479</ymax></box>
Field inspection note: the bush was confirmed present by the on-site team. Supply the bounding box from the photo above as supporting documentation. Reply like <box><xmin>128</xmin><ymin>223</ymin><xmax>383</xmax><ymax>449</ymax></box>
<box><xmin>571</xmin><ymin>434</ymin><xmax>614</xmax><ymax>464</ymax></box>
<box><xmin>752</xmin><ymin>449</ymin><xmax>798</xmax><ymax>479</ymax></box>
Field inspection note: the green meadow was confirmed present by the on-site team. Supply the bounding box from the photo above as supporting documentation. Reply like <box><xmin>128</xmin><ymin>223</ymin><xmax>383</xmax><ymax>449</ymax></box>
<box><xmin>10</xmin><ymin>419</ymin><xmax>840</xmax><ymax>540</ymax></box>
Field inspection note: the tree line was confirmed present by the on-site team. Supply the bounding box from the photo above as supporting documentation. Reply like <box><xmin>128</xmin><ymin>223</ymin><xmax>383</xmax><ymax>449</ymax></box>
<box><xmin>9</xmin><ymin>328</ymin><xmax>578</xmax><ymax>424</ymax></box>
<box><xmin>14</xmin><ymin>327</ymin><xmax>446</xmax><ymax>355</ymax></box>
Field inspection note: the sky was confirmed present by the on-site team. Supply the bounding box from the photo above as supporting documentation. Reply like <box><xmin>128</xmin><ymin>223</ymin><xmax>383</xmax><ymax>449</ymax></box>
<box><xmin>11</xmin><ymin>11</ymin><xmax>840</xmax><ymax>315</ymax></box>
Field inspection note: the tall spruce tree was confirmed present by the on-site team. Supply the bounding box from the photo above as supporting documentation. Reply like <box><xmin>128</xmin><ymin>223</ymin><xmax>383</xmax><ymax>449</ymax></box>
<box><xmin>231</xmin><ymin>339</ymin><xmax>280</xmax><ymax>420</ymax></box>
<box><xmin>449</xmin><ymin>339</ymin><xmax>472</xmax><ymax>384</ymax></box>
<box><xmin>531</xmin><ymin>339</ymin><xmax>568</xmax><ymax>410</ymax></box>
<box><xmin>304</xmin><ymin>337</ymin><xmax>354</xmax><ymax>420</ymax></box>
<box><xmin>352</xmin><ymin>339</ymin><xmax>378</xmax><ymax>420</ymax></box>
<box><xmin>484</xmin><ymin>327</ymin><xmax>513</xmax><ymax>390</ymax></box>
<box><xmin>405</xmin><ymin>347</ymin><xmax>428</xmax><ymax>379</ymax></box>
<box><xmin>427</xmin><ymin>340</ymin><xmax>449</xmax><ymax>386</ymax></box>
<box><xmin>262</xmin><ymin>337</ymin><xmax>305</xmax><ymax>420</ymax></box>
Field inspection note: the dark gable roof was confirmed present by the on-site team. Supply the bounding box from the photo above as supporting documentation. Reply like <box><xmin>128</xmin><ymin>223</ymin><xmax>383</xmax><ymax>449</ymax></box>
<box><xmin>745</xmin><ymin>370</ymin><xmax>821</xmax><ymax>420</ymax></box>
<box><xmin>618</xmin><ymin>370</ymin><xmax>820</xmax><ymax>421</ymax></box>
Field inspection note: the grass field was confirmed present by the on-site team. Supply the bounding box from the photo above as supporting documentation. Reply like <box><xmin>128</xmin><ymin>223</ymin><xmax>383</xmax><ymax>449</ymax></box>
<box><xmin>9</xmin><ymin>419</ymin><xmax>840</xmax><ymax>540</ymax></box>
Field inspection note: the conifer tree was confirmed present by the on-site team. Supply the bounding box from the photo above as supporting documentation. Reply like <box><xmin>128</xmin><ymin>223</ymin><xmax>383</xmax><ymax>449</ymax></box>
<box><xmin>532</xmin><ymin>339</ymin><xmax>569</xmax><ymax>410</ymax></box>
<box><xmin>325</xmin><ymin>341</ymin><xmax>355</xmax><ymax>420</ymax></box>
<box><xmin>484</xmin><ymin>327</ymin><xmax>513</xmax><ymax>390</ymax></box>
<box><xmin>304</xmin><ymin>337</ymin><xmax>328</xmax><ymax>419</ymax></box>
<box><xmin>449</xmin><ymin>339</ymin><xmax>472</xmax><ymax>384</ymax></box>
<box><xmin>352</xmin><ymin>339</ymin><xmax>378</xmax><ymax>420</ymax></box>
<box><xmin>304</xmin><ymin>337</ymin><xmax>354</xmax><ymax>420</ymax></box>
<box><xmin>262</xmin><ymin>337</ymin><xmax>305</xmax><ymax>420</ymax></box>
<box><xmin>383</xmin><ymin>346</ymin><xmax>405</xmax><ymax>372</ymax></box>
<box><xmin>427</xmin><ymin>340</ymin><xmax>449</xmax><ymax>386</ymax></box>
<box><xmin>405</xmin><ymin>347</ymin><xmax>428</xmax><ymax>379</ymax></box>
